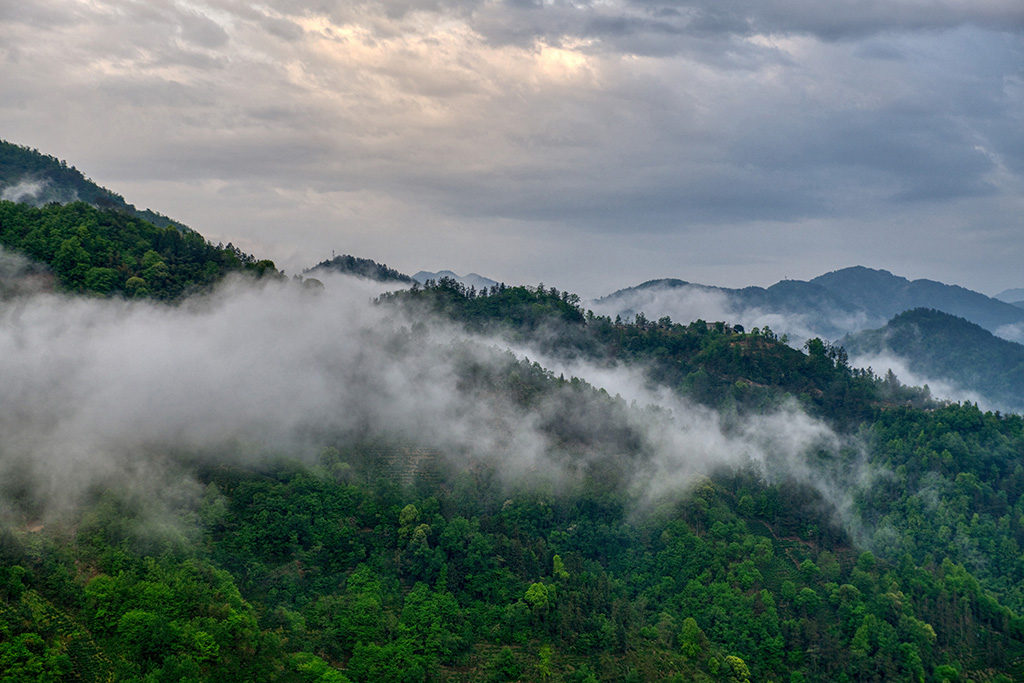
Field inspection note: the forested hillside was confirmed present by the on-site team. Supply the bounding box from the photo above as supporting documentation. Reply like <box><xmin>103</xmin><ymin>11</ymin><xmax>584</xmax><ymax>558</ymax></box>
<box><xmin>1</xmin><ymin>170</ymin><xmax>1024</xmax><ymax>682</ymax></box>
<box><xmin>307</xmin><ymin>254</ymin><xmax>415</xmax><ymax>284</ymax></box>
<box><xmin>3</xmin><ymin>369</ymin><xmax>1023</xmax><ymax>682</ymax></box>
<box><xmin>384</xmin><ymin>278</ymin><xmax>929</xmax><ymax>425</ymax></box>
<box><xmin>0</xmin><ymin>200</ymin><xmax>278</xmax><ymax>299</ymax></box>
<box><xmin>0</xmin><ymin>140</ymin><xmax>188</xmax><ymax>231</ymax></box>
<box><xmin>844</xmin><ymin>308</ymin><xmax>1024</xmax><ymax>413</ymax></box>
<box><xmin>6</xmin><ymin>417</ymin><xmax>1024</xmax><ymax>683</ymax></box>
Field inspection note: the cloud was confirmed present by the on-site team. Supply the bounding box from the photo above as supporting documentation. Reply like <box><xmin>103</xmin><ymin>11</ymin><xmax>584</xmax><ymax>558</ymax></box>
<box><xmin>0</xmin><ymin>276</ymin><xmax>861</xmax><ymax>529</ymax></box>
<box><xmin>995</xmin><ymin>323</ymin><xmax>1024</xmax><ymax>344</ymax></box>
<box><xmin>0</xmin><ymin>248</ymin><xmax>53</xmax><ymax>302</ymax></box>
<box><xmin>590</xmin><ymin>284</ymin><xmax>736</xmax><ymax>326</ymax></box>
<box><xmin>624</xmin><ymin>0</ymin><xmax>1024</xmax><ymax>41</ymax></box>
<box><xmin>178</xmin><ymin>6</ymin><xmax>230</xmax><ymax>49</ymax></box>
<box><xmin>505</xmin><ymin>343</ymin><xmax>857</xmax><ymax>511</ymax></box>
<box><xmin>1</xmin><ymin>179</ymin><xmax>49</xmax><ymax>203</ymax></box>
<box><xmin>0</xmin><ymin>178</ymin><xmax>81</xmax><ymax>206</ymax></box>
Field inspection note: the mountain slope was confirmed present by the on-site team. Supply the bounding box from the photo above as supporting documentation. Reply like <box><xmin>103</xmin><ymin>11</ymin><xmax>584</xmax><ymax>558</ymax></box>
<box><xmin>843</xmin><ymin>307</ymin><xmax>1024</xmax><ymax>412</ymax></box>
<box><xmin>382</xmin><ymin>278</ymin><xmax>931</xmax><ymax>425</ymax></box>
<box><xmin>592</xmin><ymin>266</ymin><xmax>1024</xmax><ymax>343</ymax></box>
<box><xmin>0</xmin><ymin>200</ymin><xmax>278</xmax><ymax>299</ymax></box>
<box><xmin>0</xmin><ymin>139</ymin><xmax>188</xmax><ymax>231</ymax></box>
<box><xmin>812</xmin><ymin>266</ymin><xmax>1024</xmax><ymax>335</ymax></box>
<box><xmin>0</xmin><ymin>139</ymin><xmax>283</xmax><ymax>299</ymax></box>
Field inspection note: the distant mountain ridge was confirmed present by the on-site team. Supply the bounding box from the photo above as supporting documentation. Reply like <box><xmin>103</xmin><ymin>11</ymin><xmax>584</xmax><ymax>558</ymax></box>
<box><xmin>996</xmin><ymin>287</ymin><xmax>1024</xmax><ymax>301</ymax></box>
<box><xmin>810</xmin><ymin>266</ymin><xmax>1024</xmax><ymax>335</ymax></box>
<box><xmin>597</xmin><ymin>277</ymin><xmax>863</xmax><ymax>336</ymax></box>
<box><xmin>996</xmin><ymin>287</ymin><xmax>1024</xmax><ymax>309</ymax></box>
<box><xmin>594</xmin><ymin>266</ymin><xmax>1024</xmax><ymax>343</ymax></box>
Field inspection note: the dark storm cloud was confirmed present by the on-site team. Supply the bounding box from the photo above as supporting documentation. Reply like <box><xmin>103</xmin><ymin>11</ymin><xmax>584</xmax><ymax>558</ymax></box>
<box><xmin>453</xmin><ymin>0</ymin><xmax>1024</xmax><ymax>57</ymax></box>
<box><xmin>732</xmin><ymin>108</ymin><xmax>998</xmax><ymax>202</ymax></box>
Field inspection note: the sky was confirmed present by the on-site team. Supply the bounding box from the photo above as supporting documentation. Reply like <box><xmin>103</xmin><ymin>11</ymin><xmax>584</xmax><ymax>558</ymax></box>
<box><xmin>2</xmin><ymin>0</ymin><xmax>1023</xmax><ymax>298</ymax></box>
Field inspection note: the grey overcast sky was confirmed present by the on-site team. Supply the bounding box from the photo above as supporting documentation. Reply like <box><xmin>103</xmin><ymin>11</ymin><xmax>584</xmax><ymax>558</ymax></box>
<box><xmin>2</xmin><ymin>0</ymin><xmax>1023</xmax><ymax>297</ymax></box>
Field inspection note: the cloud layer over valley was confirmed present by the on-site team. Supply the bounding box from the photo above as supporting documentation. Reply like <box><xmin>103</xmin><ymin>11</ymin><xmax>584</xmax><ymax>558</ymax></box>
<box><xmin>0</xmin><ymin>273</ymin><xmax>855</xmax><ymax>528</ymax></box>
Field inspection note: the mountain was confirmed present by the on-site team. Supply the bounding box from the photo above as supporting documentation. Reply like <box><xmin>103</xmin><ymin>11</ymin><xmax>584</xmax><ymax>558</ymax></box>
<box><xmin>995</xmin><ymin>287</ymin><xmax>1024</xmax><ymax>302</ymax></box>
<box><xmin>996</xmin><ymin>287</ymin><xmax>1024</xmax><ymax>308</ymax></box>
<box><xmin>594</xmin><ymin>277</ymin><xmax>866</xmax><ymax>339</ymax></box>
<box><xmin>1</xmin><ymin>142</ymin><xmax>278</xmax><ymax>299</ymax></box>
<box><xmin>6</xmin><ymin>274</ymin><xmax>1024</xmax><ymax>682</ymax></box>
<box><xmin>306</xmin><ymin>254</ymin><xmax>415</xmax><ymax>284</ymax></box>
<box><xmin>413</xmin><ymin>269</ymin><xmax>498</xmax><ymax>291</ymax></box>
<box><xmin>0</xmin><ymin>199</ymin><xmax>278</xmax><ymax>299</ymax></box>
<box><xmin>9</xmin><ymin>140</ymin><xmax>1024</xmax><ymax>682</ymax></box>
<box><xmin>843</xmin><ymin>308</ymin><xmax>1024</xmax><ymax>412</ymax></box>
<box><xmin>592</xmin><ymin>266</ymin><xmax>1024</xmax><ymax>344</ymax></box>
<box><xmin>0</xmin><ymin>139</ymin><xmax>189</xmax><ymax>231</ymax></box>
<box><xmin>811</xmin><ymin>266</ymin><xmax>1024</xmax><ymax>336</ymax></box>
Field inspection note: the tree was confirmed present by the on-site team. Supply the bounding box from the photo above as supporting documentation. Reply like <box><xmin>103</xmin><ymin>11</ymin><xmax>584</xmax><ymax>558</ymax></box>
<box><xmin>679</xmin><ymin>617</ymin><xmax>708</xmax><ymax>660</ymax></box>
<box><xmin>723</xmin><ymin>655</ymin><xmax>752</xmax><ymax>683</ymax></box>
<box><xmin>553</xmin><ymin>554</ymin><xmax>569</xmax><ymax>580</ymax></box>
<box><xmin>525</xmin><ymin>582</ymin><xmax>551</xmax><ymax>610</ymax></box>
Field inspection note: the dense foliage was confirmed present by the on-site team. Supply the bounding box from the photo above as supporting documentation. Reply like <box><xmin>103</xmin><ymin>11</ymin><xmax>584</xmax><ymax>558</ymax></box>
<box><xmin>0</xmin><ymin>200</ymin><xmax>278</xmax><ymax>299</ymax></box>
<box><xmin>4</xmin><ymin>395</ymin><xmax>1024</xmax><ymax>682</ymax></box>
<box><xmin>3</xmin><ymin>279</ymin><xmax>1021</xmax><ymax>680</ymax></box>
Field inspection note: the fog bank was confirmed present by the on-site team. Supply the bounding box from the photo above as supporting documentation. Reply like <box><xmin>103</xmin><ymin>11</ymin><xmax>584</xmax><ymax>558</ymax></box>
<box><xmin>0</xmin><ymin>273</ymin><xmax>857</xmax><ymax>527</ymax></box>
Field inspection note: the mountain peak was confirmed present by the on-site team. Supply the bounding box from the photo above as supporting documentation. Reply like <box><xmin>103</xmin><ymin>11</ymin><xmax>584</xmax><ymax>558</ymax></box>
<box><xmin>307</xmin><ymin>254</ymin><xmax>415</xmax><ymax>283</ymax></box>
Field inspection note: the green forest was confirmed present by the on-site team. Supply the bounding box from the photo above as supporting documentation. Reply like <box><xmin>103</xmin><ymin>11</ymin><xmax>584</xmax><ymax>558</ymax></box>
<box><xmin>2</xmin><ymin>198</ymin><xmax>1024</xmax><ymax>683</ymax></box>
<box><xmin>0</xmin><ymin>200</ymin><xmax>278</xmax><ymax>299</ymax></box>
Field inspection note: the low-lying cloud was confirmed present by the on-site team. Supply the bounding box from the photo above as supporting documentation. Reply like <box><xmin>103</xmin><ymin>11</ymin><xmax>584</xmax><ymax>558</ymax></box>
<box><xmin>1</xmin><ymin>179</ymin><xmax>50</xmax><ymax>204</ymax></box>
<box><xmin>849</xmin><ymin>351</ymin><xmax>1015</xmax><ymax>414</ymax></box>
<box><xmin>0</xmin><ymin>273</ymin><xmax>860</xmax><ymax>530</ymax></box>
